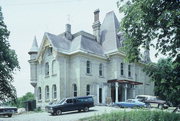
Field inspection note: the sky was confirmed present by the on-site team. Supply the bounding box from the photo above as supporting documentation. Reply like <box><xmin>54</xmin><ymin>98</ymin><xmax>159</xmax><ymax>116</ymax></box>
<box><xmin>0</xmin><ymin>0</ymin><xmax>162</xmax><ymax>97</ymax></box>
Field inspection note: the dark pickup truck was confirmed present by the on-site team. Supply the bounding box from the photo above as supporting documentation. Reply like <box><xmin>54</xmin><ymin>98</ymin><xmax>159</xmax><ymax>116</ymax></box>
<box><xmin>0</xmin><ymin>106</ymin><xmax>17</xmax><ymax>117</ymax></box>
<box><xmin>45</xmin><ymin>96</ymin><xmax>94</xmax><ymax>115</ymax></box>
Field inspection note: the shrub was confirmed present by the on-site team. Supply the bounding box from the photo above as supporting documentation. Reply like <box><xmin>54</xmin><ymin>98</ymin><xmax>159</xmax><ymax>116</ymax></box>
<box><xmin>80</xmin><ymin>110</ymin><xmax>180</xmax><ymax>121</ymax></box>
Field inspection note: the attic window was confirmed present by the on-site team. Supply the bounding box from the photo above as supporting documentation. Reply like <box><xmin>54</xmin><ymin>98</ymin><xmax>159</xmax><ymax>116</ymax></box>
<box><xmin>48</xmin><ymin>47</ymin><xmax>53</xmax><ymax>55</ymax></box>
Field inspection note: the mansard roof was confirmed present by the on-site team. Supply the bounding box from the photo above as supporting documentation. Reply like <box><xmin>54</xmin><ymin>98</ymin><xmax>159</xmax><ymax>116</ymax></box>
<box><xmin>100</xmin><ymin>11</ymin><xmax>122</xmax><ymax>53</ymax></box>
<box><xmin>35</xmin><ymin>10</ymin><xmax>124</xmax><ymax>58</ymax></box>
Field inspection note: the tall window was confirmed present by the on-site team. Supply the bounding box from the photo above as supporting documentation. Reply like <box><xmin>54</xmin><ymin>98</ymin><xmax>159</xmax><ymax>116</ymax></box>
<box><xmin>128</xmin><ymin>65</ymin><xmax>131</xmax><ymax>77</ymax></box>
<box><xmin>86</xmin><ymin>60</ymin><xmax>91</xmax><ymax>74</ymax></box>
<box><xmin>45</xmin><ymin>86</ymin><xmax>49</xmax><ymax>99</ymax></box>
<box><xmin>86</xmin><ymin>85</ymin><xmax>90</xmax><ymax>95</ymax></box>
<box><xmin>38</xmin><ymin>87</ymin><xmax>41</xmax><ymax>100</ymax></box>
<box><xmin>45</xmin><ymin>62</ymin><xmax>49</xmax><ymax>76</ymax></box>
<box><xmin>52</xmin><ymin>60</ymin><xmax>56</xmax><ymax>75</ymax></box>
<box><xmin>99</xmin><ymin>63</ymin><xmax>103</xmax><ymax>76</ymax></box>
<box><xmin>52</xmin><ymin>85</ymin><xmax>57</xmax><ymax>99</ymax></box>
<box><xmin>73</xmin><ymin>84</ymin><xmax>77</xmax><ymax>97</ymax></box>
<box><xmin>121</xmin><ymin>63</ymin><xmax>124</xmax><ymax>76</ymax></box>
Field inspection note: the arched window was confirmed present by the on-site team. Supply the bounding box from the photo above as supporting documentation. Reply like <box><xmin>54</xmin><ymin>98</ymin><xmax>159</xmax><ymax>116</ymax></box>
<box><xmin>120</xmin><ymin>63</ymin><xmax>124</xmax><ymax>76</ymax></box>
<box><xmin>45</xmin><ymin>62</ymin><xmax>49</xmax><ymax>76</ymax></box>
<box><xmin>99</xmin><ymin>63</ymin><xmax>103</xmax><ymax>76</ymax></box>
<box><xmin>86</xmin><ymin>85</ymin><xmax>90</xmax><ymax>95</ymax></box>
<box><xmin>52</xmin><ymin>60</ymin><xmax>56</xmax><ymax>75</ymax></box>
<box><xmin>52</xmin><ymin>85</ymin><xmax>57</xmax><ymax>99</ymax></box>
<box><xmin>45</xmin><ymin>86</ymin><xmax>49</xmax><ymax>99</ymax></box>
<box><xmin>73</xmin><ymin>84</ymin><xmax>77</xmax><ymax>97</ymax></box>
<box><xmin>86</xmin><ymin>60</ymin><xmax>91</xmax><ymax>74</ymax></box>
<box><xmin>38</xmin><ymin>87</ymin><xmax>41</xmax><ymax>100</ymax></box>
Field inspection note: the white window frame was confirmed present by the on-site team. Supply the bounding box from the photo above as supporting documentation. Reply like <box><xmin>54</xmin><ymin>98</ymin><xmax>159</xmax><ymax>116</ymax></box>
<box><xmin>45</xmin><ymin>86</ymin><xmax>50</xmax><ymax>100</ymax></box>
<box><xmin>52</xmin><ymin>85</ymin><xmax>57</xmax><ymax>99</ymax></box>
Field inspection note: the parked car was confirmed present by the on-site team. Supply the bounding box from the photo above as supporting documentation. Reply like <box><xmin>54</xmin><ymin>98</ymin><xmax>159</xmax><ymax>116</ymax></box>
<box><xmin>114</xmin><ymin>99</ymin><xmax>146</xmax><ymax>108</ymax></box>
<box><xmin>0</xmin><ymin>106</ymin><xmax>17</xmax><ymax>117</ymax></box>
<box><xmin>45</xmin><ymin>96</ymin><xmax>94</xmax><ymax>115</ymax></box>
<box><xmin>135</xmin><ymin>95</ymin><xmax>168</xmax><ymax>109</ymax></box>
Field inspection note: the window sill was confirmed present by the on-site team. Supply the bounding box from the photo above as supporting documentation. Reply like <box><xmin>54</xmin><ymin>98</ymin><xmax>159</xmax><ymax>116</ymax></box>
<box><xmin>38</xmin><ymin>100</ymin><xmax>42</xmax><ymax>102</ymax></box>
<box><xmin>99</xmin><ymin>76</ymin><xmax>104</xmax><ymax>78</ymax></box>
<box><xmin>45</xmin><ymin>75</ymin><xmax>50</xmax><ymax>78</ymax></box>
<box><xmin>86</xmin><ymin>73</ymin><xmax>92</xmax><ymax>76</ymax></box>
<box><xmin>120</xmin><ymin>75</ymin><xmax>126</xmax><ymax>78</ymax></box>
<box><xmin>52</xmin><ymin>74</ymin><xmax>57</xmax><ymax>76</ymax></box>
<box><xmin>128</xmin><ymin>76</ymin><xmax>133</xmax><ymax>79</ymax></box>
<box><xmin>45</xmin><ymin>99</ymin><xmax>50</xmax><ymax>102</ymax></box>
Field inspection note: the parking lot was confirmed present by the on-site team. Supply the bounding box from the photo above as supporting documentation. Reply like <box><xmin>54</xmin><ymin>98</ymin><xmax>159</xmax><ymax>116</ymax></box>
<box><xmin>0</xmin><ymin>106</ymin><xmax>125</xmax><ymax>121</ymax></box>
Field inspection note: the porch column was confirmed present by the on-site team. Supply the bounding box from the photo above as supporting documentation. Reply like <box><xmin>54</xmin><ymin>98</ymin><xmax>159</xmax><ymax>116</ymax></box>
<box><xmin>132</xmin><ymin>85</ymin><xmax>136</xmax><ymax>98</ymax></box>
<box><xmin>97</xmin><ymin>84</ymin><xmax>99</xmax><ymax>104</ymax></box>
<box><xmin>124</xmin><ymin>84</ymin><xmax>128</xmax><ymax>101</ymax></box>
<box><xmin>115</xmin><ymin>82</ymin><xmax>118</xmax><ymax>103</ymax></box>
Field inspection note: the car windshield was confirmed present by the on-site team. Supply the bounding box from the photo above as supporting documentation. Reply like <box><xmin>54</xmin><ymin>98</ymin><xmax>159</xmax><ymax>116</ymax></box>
<box><xmin>58</xmin><ymin>99</ymin><xmax>66</xmax><ymax>104</ymax></box>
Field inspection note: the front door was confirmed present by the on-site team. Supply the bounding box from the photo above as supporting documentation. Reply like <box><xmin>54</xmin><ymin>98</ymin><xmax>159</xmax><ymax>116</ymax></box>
<box><xmin>99</xmin><ymin>88</ymin><xmax>102</xmax><ymax>103</ymax></box>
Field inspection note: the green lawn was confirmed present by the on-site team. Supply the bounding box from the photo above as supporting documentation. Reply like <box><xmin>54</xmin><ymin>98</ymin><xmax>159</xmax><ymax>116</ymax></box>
<box><xmin>80</xmin><ymin>109</ymin><xmax>180</xmax><ymax>121</ymax></box>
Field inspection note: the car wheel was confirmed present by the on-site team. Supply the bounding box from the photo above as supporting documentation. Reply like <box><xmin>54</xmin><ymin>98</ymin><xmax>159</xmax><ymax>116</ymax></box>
<box><xmin>56</xmin><ymin>110</ymin><xmax>62</xmax><ymax>115</ymax></box>
<box><xmin>78</xmin><ymin>109</ymin><xmax>81</xmax><ymax>112</ymax></box>
<box><xmin>51</xmin><ymin>113</ymin><xmax>56</xmax><ymax>116</ymax></box>
<box><xmin>7</xmin><ymin>114</ymin><xmax>12</xmax><ymax>117</ymax></box>
<box><xmin>119</xmin><ymin>105</ymin><xmax>124</xmax><ymax>108</ymax></box>
<box><xmin>84</xmin><ymin>107</ymin><xmax>89</xmax><ymax>112</ymax></box>
<box><xmin>158</xmin><ymin>104</ymin><xmax>163</xmax><ymax>109</ymax></box>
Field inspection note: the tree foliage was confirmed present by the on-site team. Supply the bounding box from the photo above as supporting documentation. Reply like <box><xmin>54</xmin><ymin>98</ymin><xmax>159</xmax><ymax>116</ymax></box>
<box><xmin>117</xmin><ymin>0</ymin><xmax>180</xmax><ymax>105</ymax></box>
<box><xmin>117</xmin><ymin>0</ymin><xmax>180</xmax><ymax>62</ymax></box>
<box><xmin>144</xmin><ymin>57</ymin><xmax>180</xmax><ymax>105</ymax></box>
<box><xmin>0</xmin><ymin>7</ymin><xmax>20</xmax><ymax>103</ymax></box>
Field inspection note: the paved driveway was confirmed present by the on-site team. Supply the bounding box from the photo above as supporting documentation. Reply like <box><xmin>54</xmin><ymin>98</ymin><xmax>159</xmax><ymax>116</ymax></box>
<box><xmin>0</xmin><ymin>106</ymin><xmax>125</xmax><ymax>121</ymax></box>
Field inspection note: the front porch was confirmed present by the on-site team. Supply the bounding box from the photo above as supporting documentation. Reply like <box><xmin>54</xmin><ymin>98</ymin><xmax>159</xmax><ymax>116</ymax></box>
<box><xmin>108</xmin><ymin>79</ymin><xmax>143</xmax><ymax>103</ymax></box>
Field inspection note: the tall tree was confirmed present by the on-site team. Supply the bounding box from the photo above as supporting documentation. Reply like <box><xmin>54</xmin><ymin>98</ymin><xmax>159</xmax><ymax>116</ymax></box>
<box><xmin>0</xmin><ymin>7</ymin><xmax>20</xmax><ymax>103</ymax></box>
<box><xmin>117</xmin><ymin>0</ymin><xmax>180</xmax><ymax>105</ymax></box>
<box><xmin>144</xmin><ymin>58</ymin><xmax>180</xmax><ymax>105</ymax></box>
<box><xmin>117</xmin><ymin>0</ymin><xmax>180</xmax><ymax>62</ymax></box>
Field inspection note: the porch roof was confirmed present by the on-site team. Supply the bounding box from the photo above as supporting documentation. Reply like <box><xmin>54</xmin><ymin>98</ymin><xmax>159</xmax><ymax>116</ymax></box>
<box><xmin>107</xmin><ymin>79</ymin><xmax>143</xmax><ymax>85</ymax></box>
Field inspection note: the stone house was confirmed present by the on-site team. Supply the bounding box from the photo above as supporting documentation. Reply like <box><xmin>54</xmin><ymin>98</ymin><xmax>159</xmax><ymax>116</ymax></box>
<box><xmin>28</xmin><ymin>10</ymin><xmax>154</xmax><ymax>108</ymax></box>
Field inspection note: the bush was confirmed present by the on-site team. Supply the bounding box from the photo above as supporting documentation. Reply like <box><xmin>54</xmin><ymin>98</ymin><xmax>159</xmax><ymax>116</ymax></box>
<box><xmin>80</xmin><ymin>110</ymin><xmax>180</xmax><ymax>121</ymax></box>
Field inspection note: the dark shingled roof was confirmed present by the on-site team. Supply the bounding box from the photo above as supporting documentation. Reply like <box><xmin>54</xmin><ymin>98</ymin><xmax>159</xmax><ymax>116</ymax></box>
<box><xmin>39</xmin><ymin>11</ymin><xmax>122</xmax><ymax>57</ymax></box>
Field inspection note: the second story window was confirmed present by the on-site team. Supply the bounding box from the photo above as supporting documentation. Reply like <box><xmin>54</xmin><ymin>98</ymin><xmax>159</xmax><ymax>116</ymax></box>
<box><xmin>45</xmin><ymin>62</ymin><xmax>49</xmax><ymax>76</ymax></box>
<box><xmin>86</xmin><ymin>60</ymin><xmax>91</xmax><ymax>74</ymax></box>
<box><xmin>128</xmin><ymin>65</ymin><xmax>131</xmax><ymax>77</ymax></box>
<box><xmin>121</xmin><ymin>63</ymin><xmax>124</xmax><ymax>76</ymax></box>
<box><xmin>52</xmin><ymin>60</ymin><xmax>56</xmax><ymax>75</ymax></box>
<box><xmin>99</xmin><ymin>63</ymin><xmax>103</xmax><ymax>76</ymax></box>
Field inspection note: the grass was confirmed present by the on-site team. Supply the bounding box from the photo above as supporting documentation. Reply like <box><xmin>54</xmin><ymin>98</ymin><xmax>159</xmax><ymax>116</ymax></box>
<box><xmin>80</xmin><ymin>109</ymin><xmax>180</xmax><ymax>121</ymax></box>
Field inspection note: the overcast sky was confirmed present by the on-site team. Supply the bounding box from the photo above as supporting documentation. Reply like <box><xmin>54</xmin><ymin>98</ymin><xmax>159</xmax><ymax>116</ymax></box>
<box><xmin>0</xmin><ymin>0</ymin><xmax>161</xmax><ymax>97</ymax></box>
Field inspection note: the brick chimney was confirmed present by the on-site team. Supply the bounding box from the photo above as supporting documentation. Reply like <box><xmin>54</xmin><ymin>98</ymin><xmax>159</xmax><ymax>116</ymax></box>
<box><xmin>92</xmin><ymin>9</ymin><xmax>101</xmax><ymax>44</ymax></box>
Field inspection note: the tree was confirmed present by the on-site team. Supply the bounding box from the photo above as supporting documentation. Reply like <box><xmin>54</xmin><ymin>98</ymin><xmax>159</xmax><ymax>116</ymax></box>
<box><xmin>117</xmin><ymin>0</ymin><xmax>180</xmax><ymax>105</ymax></box>
<box><xmin>144</xmin><ymin>58</ymin><xmax>180</xmax><ymax>105</ymax></box>
<box><xmin>0</xmin><ymin>7</ymin><xmax>20</xmax><ymax>103</ymax></box>
<box><xmin>117</xmin><ymin>0</ymin><xmax>180</xmax><ymax>62</ymax></box>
